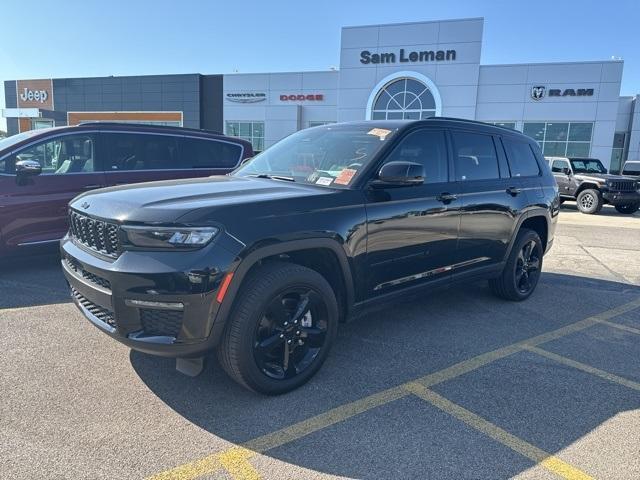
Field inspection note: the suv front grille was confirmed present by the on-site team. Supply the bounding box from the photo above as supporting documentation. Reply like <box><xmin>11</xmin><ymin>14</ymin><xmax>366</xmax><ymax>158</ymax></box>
<box><xmin>69</xmin><ymin>210</ymin><xmax>120</xmax><ymax>258</ymax></box>
<box><xmin>140</xmin><ymin>309</ymin><xmax>183</xmax><ymax>337</ymax></box>
<box><xmin>64</xmin><ymin>256</ymin><xmax>111</xmax><ymax>290</ymax></box>
<box><xmin>71</xmin><ymin>287</ymin><xmax>117</xmax><ymax>329</ymax></box>
<box><xmin>608</xmin><ymin>180</ymin><xmax>637</xmax><ymax>192</ymax></box>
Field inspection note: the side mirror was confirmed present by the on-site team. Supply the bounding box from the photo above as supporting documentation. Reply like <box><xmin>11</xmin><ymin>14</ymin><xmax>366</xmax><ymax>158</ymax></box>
<box><xmin>15</xmin><ymin>159</ymin><xmax>42</xmax><ymax>177</ymax></box>
<box><xmin>375</xmin><ymin>161</ymin><xmax>424</xmax><ymax>187</ymax></box>
<box><xmin>562</xmin><ymin>166</ymin><xmax>571</xmax><ymax>175</ymax></box>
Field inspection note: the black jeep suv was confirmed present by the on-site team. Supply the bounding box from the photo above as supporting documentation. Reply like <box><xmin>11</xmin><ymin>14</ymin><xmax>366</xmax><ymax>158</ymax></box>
<box><xmin>61</xmin><ymin>119</ymin><xmax>558</xmax><ymax>394</ymax></box>
<box><xmin>546</xmin><ymin>156</ymin><xmax>640</xmax><ymax>214</ymax></box>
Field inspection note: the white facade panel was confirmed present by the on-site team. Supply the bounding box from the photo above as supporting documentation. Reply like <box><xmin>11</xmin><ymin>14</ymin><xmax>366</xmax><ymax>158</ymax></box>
<box><xmin>341</xmin><ymin>26</ymin><xmax>379</xmax><ymax>48</ymax></box>
<box><xmin>475</xmin><ymin>103</ymin><xmax>525</xmax><ymax>121</ymax></box>
<box><xmin>523</xmin><ymin>101</ymin><xmax>599</xmax><ymax>120</ymax></box>
<box><xmin>435</xmin><ymin>64</ymin><xmax>480</xmax><ymax>86</ymax></box>
<box><xmin>595</xmin><ymin>101</ymin><xmax>621</xmax><ymax>122</ymax></box>
<box><xmin>477</xmin><ymin>84</ymin><xmax>527</xmax><ymax>103</ymax></box>
<box><xmin>600</xmin><ymin>62</ymin><xmax>624</xmax><ymax>83</ymax></box>
<box><xmin>377</xmin><ymin>22</ymin><xmax>440</xmax><ymax>46</ymax></box>
<box><xmin>302</xmin><ymin>72</ymin><xmax>339</xmax><ymax>90</ymax></box>
<box><xmin>479</xmin><ymin>65</ymin><xmax>529</xmax><ymax>85</ymax></box>
<box><xmin>224</xmin><ymin>74</ymin><xmax>269</xmax><ymax>90</ymax></box>
<box><xmin>438</xmin><ymin>85</ymin><xmax>478</xmax><ymax>107</ymax></box>
<box><xmin>437</xmin><ymin>18</ymin><xmax>483</xmax><ymax>43</ymax></box>
<box><xmin>338</xmin><ymin>68</ymin><xmax>378</xmax><ymax>89</ymax></box>
<box><xmin>268</xmin><ymin>73</ymin><xmax>303</xmax><ymax>90</ymax></box>
<box><xmin>526</xmin><ymin>63</ymin><xmax>604</xmax><ymax>84</ymax></box>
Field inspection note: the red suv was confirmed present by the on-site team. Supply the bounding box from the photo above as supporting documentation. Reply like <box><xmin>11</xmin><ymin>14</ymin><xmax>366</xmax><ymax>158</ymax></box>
<box><xmin>0</xmin><ymin>123</ymin><xmax>253</xmax><ymax>257</ymax></box>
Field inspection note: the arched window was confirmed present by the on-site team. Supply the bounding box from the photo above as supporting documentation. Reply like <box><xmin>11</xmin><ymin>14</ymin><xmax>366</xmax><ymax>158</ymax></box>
<box><xmin>371</xmin><ymin>77</ymin><xmax>437</xmax><ymax>120</ymax></box>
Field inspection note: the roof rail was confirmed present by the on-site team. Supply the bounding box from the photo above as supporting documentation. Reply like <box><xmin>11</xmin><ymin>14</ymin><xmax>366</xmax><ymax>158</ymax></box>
<box><xmin>426</xmin><ymin>116</ymin><xmax>517</xmax><ymax>132</ymax></box>
<box><xmin>75</xmin><ymin>121</ymin><xmax>222</xmax><ymax>135</ymax></box>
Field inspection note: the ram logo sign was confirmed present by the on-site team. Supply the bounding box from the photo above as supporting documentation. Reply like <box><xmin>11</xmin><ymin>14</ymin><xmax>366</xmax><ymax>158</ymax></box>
<box><xmin>531</xmin><ymin>85</ymin><xmax>594</xmax><ymax>101</ymax></box>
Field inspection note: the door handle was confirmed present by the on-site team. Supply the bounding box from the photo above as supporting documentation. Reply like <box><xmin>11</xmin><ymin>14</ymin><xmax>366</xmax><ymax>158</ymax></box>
<box><xmin>506</xmin><ymin>186</ymin><xmax>522</xmax><ymax>196</ymax></box>
<box><xmin>82</xmin><ymin>184</ymin><xmax>104</xmax><ymax>190</ymax></box>
<box><xmin>436</xmin><ymin>193</ymin><xmax>458</xmax><ymax>204</ymax></box>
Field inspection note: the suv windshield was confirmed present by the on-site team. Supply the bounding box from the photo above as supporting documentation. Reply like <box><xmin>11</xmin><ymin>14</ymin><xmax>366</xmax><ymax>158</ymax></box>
<box><xmin>570</xmin><ymin>158</ymin><xmax>607</xmax><ymax>174</ymax></box>
<box><xmin>233</xmin><ymin>124</ymin><xmax>397</xmax><ymax>188</ymax></box>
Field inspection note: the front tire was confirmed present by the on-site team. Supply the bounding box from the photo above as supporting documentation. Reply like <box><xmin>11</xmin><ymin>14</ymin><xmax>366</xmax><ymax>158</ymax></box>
<box><xmin>489</xmin><ymin>228</ymin><xmax>543</xmax><ymax>301</ymax></box>
<box><xmin>576</xmin><ymin>189</ymin><xmax>602</xmax><ymax>214</ymax></box>
<box><xmin>615</xmin><ymin>203</ymin><xmax>640</xmax><ymax>214</ymax></box>
<box><xmin>217</xmin><ymin>262</ymin><xmax>338</xmax><ymax>395</ymax></box>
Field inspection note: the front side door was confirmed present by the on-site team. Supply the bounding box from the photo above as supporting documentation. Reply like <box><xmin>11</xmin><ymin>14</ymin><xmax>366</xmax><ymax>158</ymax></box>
<box><xmin>550</xmin><ymin>159</ymin><xmax>574</xmax><ymax>196</ymax></box>
<box><xmin>452</xmin><ymin>130</ymin><xmax>527</xmax><ymax>275</ymax></box>
<box><xmin>365</xmin><ymin>128</ymin><xmax>460</xmax><ymax>296</ymax></box>
<box><xmin>0</xmin><ymin>133</ymin><xmax>105</xmax><ymax>249</ymax></box>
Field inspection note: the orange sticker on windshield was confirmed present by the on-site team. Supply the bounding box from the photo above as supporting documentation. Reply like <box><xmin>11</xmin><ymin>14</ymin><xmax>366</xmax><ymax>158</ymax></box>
<box><xmin>334</xmin><ymin>168</ymin><xmax>357</xmax><ymax>185</ymax></box>
<box><xmin>367</xmin><ymin>128</ymin><xmax>391</xmax><ymax>140</ymax></box>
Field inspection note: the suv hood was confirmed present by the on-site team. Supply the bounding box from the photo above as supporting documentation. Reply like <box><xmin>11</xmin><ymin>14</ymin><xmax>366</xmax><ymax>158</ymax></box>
<box><xmin>70</xmin><ymin>175</ymin><xmax>333</xmax><ymax>223</ymax></box>
<box><xmin>573</xmin><ymin>173</ymin><xmax>635</xmax><ymax>183</ymax></box>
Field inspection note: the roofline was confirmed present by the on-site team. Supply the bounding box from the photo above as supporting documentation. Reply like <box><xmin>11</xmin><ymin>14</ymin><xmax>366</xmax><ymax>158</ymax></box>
<box><xmin>483</xmin><ymin>59</ymin><xmax>623</xmax><ymax>68</ymax></box>
<box><xmin>342</xmin><ymin>17</ymin><xmax>484</xmax><ymax>29</ymax></box>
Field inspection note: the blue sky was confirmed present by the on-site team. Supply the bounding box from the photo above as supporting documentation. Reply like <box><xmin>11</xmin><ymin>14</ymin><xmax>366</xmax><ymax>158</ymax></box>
<box><xmin>1</xmin><ymin>0</ymin><xmax>638</xmax><ymax>131</ymax></box>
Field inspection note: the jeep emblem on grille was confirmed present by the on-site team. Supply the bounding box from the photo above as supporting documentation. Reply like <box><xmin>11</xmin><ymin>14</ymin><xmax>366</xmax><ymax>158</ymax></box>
<box><xmin>81</xmin><ymin>202</ymin><xmax>90</xmax><ymax>209</ymax></box>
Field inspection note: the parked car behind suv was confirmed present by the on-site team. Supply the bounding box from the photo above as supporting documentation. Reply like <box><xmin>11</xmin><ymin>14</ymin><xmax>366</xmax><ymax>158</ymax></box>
<box><xmin>546</xmin><ymin>156</ymin><xmax>640</xmax><ymax>214</ymax></box>
<box><xmin>622</xmin><ymin>160</ymin><xmax>640</xmax><ymax>179</ymax></box>
<box><xmin>0</xmin><ymin>123</ymin><xmax>253</xmax><ymax>256</ymax></box>
<box><xmin>61</xmin><ymin>118</ymin><xmax>558</xmax><ymax>394</ymax></box>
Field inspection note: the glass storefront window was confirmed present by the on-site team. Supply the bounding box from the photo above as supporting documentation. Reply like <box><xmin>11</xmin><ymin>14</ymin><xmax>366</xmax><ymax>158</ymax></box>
<box><xmin>226</xmin><ymin>121</ymin><xmax>265</xmax><ymax>152</ymax></box>
<box><xmin>523</xmin><ymin>122</ymin><xmax>593</xmax><ymax>158</ymax></box>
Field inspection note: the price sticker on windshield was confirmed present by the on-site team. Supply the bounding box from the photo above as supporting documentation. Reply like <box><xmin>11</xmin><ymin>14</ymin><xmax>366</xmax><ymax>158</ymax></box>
<box><xmin>367</xmin><ymin>128</ymin><xmax>392</xmax><ymax>140</ymax></box>
<box><xmin>316</xmin><ymin>177</ymin><xmax>333</xmax><ymax>186</ymax></box>
<box><xmin>334</xmin><ymin>168</ymin><xmax>357</xmax><ymax>185</ymax></box>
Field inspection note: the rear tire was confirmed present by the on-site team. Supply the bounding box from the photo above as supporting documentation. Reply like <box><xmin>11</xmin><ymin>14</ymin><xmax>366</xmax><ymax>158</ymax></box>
<box><xmin>489</xmin><ymin>229</ymin><xmax>543</xmax><ymax>301</ymax></box>
<box><xmin>576</xmin><ymin>189</ymin><xmax>602</xmax><ymax>214</ymax></box>
<box><xmin>615</xmin><ymin>203</ymin><xmax>640</xmax><ymax>214</ymax></box>
<box><xmin>217</xmin><ymin>261</ymin><xmax>338</xmax><ymax>395</ymax></box>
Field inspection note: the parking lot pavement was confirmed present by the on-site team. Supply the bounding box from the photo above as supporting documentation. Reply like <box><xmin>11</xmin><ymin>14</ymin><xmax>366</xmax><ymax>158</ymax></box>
<box><xmin>1</xmin><ymin>207</ymin><xmax>639</xmax><ymax>480</ymax></box>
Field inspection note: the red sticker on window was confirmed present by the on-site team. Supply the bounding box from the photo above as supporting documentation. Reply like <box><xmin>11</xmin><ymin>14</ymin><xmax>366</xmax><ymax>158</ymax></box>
<box><xmin>334</xmin><ymin>168</ymin><xmax>357</xmax><ymax>185</ymax></box>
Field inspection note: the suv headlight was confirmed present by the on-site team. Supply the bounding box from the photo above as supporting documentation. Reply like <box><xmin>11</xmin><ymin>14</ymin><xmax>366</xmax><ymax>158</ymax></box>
<box><xmin>121</xmin><ymin>226</ymin><xmax>219</xmax><ymax>249</ymax></box>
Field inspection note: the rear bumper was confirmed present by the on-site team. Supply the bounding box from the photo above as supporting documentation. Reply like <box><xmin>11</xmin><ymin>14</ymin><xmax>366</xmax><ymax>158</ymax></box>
<box><xmin>61</xmin><ymin>235</ymin><xmax>238</xmax><ymax>357</ymax></box>
<box><xmin>602</xmin><ymin>190</ymin><xmax>640</xmax><ymax>205</ymax></box>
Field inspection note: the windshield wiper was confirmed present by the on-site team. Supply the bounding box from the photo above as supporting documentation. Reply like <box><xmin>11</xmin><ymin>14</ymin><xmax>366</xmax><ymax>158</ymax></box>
<box><xmin>248</xmin><ymin>173</ymin><xmax>295</xmax><ymax>182</ymax></box>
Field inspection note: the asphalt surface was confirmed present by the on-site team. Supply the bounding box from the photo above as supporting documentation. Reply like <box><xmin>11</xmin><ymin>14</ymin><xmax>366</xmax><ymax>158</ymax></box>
<box><xmin>1</xmin><ymin>202</ymin><xmax>639</xmax><ymax>480</ymax></box>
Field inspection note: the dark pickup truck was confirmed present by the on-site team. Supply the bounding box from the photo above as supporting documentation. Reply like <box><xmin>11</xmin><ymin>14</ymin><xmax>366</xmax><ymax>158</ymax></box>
<box><xmin>0</xmin><ymin>123</ymin><xmax>253</xmax><ymax>257</ymax></box>
<box><xmin>61</xmin><ymin>118</ymin><xmax>558</xmax><ymax>394</ymax></box>
<box><xmin>546</xmin><ymin>156</ymin><xmax>640</xmax><ymax>214</ymax></box>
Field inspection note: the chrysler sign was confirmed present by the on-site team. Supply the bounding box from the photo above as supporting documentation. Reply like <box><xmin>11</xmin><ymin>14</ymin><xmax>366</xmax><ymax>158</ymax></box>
<box><xmin>531</xmin><ymin>85</ymin><xmax>594</xmax><ymax>101</ymax></box>
<box><xmin>226</xmin><ymin>93</ymin><xmax>266</xmax><ymax>103</ymax></box>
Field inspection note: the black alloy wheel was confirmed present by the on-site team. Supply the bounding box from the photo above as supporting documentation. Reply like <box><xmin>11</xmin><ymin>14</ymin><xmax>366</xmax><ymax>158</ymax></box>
<box><xmin>515</xmin><ymin>239</ymin><xmax>541</xmax><ymax>295</ymax></box>
<box><xmin>218</xmin><ymin>261</ymin><xmax>338</xmax><ymax>394</ymax></box>
<box><xmin>253</xmin><ymin>287</ymin><xmax>328</xmax><ymax>380</ymax></box>
<box><xmin>489</xmin><ymin>228</ymin><xmax>543</xmax><ymax>301</ymax></box>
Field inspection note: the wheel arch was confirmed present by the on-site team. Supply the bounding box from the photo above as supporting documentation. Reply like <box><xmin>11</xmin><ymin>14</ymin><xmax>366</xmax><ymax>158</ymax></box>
<box><xmin>209</xmin><ymin>238</ymin><xmax>355</xmax><ymax>345</ymax></box>
<box><xmin>575</xmin><ymin>182</ymin><xmax>601</xmax><ymax>197</ymax></box>
<box><xmin>503</xmin><ymin>211</ymin><xmax>550</xmax><ymax>261</ymax></box>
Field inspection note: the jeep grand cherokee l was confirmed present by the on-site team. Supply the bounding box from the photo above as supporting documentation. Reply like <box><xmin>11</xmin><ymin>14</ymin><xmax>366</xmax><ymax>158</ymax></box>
<box><xmin>546</xmin><ymin>156</ymin><xmax>640</xmax><ymax>214</ymax></box>
<box><xmin>61</xmin><ymin>118</ymin><xmax>558</xmax><ymax>394</ymax></box>
<box><xmin>0</xmin><ymin>123</ymin><xmax>252</xmax><ymax>257</ymax></box>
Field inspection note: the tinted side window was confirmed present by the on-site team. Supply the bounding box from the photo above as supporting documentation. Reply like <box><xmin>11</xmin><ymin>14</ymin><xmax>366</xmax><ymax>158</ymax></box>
<box><xmin>452</xmin><ymin>132</ymin><xmax>499</xmax><ymax>181</ymax></box>
<box><xmin>105</xmin><ymin>133</ymin><xmax>179</xmax><ymax>171</ymax></box>
<box><xmin>503</xmin><ymin>138</ymin><xmax>540</xmax><ymax>177</ymax></box>
<box><xmin>551</xmin><ymin>160</ymin><xmax>569</xmax><ymax>173</ymax></box>
<box><xmin>13</xmin><ymin>134</ymin><xmax>96</xmax><ymax>174</ymax></box>
<box><xmin>383</xmin><ymin>129</ymin><xmax>448</xmax><ymax>184</ymax></box>
<box><xmin>180</xmin><ymin>138</ymin><xmax>242</xmax><ymax>169</ymax></box>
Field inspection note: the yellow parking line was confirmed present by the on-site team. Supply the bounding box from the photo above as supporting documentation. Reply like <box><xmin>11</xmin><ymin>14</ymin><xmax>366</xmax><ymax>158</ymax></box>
<box><xmin>524</xmin><ymin>345</ymin><xmax>640</xmax><ymax>391</ymax></box>
<box><xmin>598</xmin><ymin>319</ymin><xmax>640</xmax><ymax>336</ymax></box>
<box><xmin>404</xmin><ymin>382</ymin><xmax>593</xmax><ymax>480</ymax></box>
<box><xmin>146</xmin><ymin>298</ymin><xmax>640</xmax><ymax>480</ymax></box>
<box><xmin>218</xmin><ymin>447</ymin><xmax>261</xmax><ymax>480</ymax></box>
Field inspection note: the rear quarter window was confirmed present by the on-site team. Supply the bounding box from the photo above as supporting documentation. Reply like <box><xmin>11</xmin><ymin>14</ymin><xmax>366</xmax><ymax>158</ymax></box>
<box><xmin>502</xmin><ymin>138</ymin><xmax>540</xmax><ymax>177</ymax></box>
<box><xmin>180</xmin><ymin>138</ymin><xmax>242</xmax><ymax>168</ymax></box>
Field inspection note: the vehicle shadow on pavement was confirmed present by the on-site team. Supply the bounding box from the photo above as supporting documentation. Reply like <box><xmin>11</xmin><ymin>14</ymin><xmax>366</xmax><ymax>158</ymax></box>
<box><xmin>0</xmin><ymin>252</ymin><xmax>70</xmax><ymax>309</ymax></box>
<box><xmin>131</xmin><ymin>272</ymin><xmax>640</xmax><ymax>479</ymax></box>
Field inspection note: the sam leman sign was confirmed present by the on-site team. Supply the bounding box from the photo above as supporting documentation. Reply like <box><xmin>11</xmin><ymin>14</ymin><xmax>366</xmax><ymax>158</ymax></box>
<box><xmin>360</xmin><ymin>48</ymin><xmax>457</xmax><ymax>65</ymax></box>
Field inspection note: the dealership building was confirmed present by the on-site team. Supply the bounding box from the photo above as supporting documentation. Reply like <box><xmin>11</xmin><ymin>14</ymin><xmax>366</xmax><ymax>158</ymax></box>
<box><xmin>3</xmin><ymin>17</ymin><xmax>639</xmax><ymax>171</ymax></box>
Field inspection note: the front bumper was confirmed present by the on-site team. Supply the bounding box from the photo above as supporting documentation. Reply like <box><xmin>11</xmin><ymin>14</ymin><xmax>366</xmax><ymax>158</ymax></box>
<box><xmin>61</xmin><ymin>235</ymin><xmax>238</xmax><ymax>357</ymax></box>
<box><xmin>602</xmin><ymin>190</ymin><xmax>640</xmax><ymax>205</ymax></box>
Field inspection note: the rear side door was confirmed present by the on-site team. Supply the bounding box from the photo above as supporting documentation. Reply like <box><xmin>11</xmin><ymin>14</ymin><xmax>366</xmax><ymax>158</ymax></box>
<box><xmin>451</xmin><ymin>130</ymin><xmax>525</xmax><ymax>275</ymax></box>
<box><xmin>365</xmin><ymin>128</ymin><xmax>460</xmax><ymax>296</ymax></box>
<box><xmin>501</xmin><ymin>136</ymin><xmax>545</xmax><ymax>206</ymax></box>
<box><xmin>0</xmin><ymin>133</ymin><xmax>105</xmax><ymax>249</ymax></box>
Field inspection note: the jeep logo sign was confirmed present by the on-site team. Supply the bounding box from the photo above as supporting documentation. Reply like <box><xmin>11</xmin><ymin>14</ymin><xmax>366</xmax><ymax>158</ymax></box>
<box><xmin>16</xmin><ymin>79</ymin><xmax>54</xmax><ymax>109</ymax></box>
<box><xmin>19</xmin><ymin>88</ymin><xmax>48</xmax><ymax>104</ymax></box>
<box><xmin>531</xmin><ymin>85</ymin><xmax>594</xmax><ymax>101</ymax></box>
